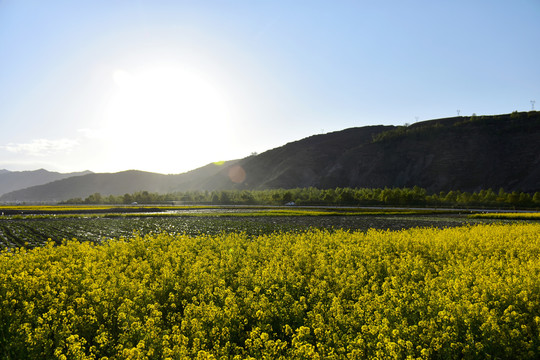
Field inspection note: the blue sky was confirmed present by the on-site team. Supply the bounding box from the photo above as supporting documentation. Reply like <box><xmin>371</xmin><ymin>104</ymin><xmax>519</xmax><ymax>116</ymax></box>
<box><xmin>1</xmin><ymin>0</ymin><xmax>539</xmax><ymax>174</ymax></box>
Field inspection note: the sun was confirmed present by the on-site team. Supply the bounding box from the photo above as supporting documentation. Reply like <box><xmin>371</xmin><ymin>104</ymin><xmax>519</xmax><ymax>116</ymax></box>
<box><xmin>102</xmin><ymin>66</ymin><xmax>231</xmax><ymax>173</ymax></box>
<box><xmin>108</xmin><ymin>66</ymin><xmax>228</xmax><ymax>137</ymax></box>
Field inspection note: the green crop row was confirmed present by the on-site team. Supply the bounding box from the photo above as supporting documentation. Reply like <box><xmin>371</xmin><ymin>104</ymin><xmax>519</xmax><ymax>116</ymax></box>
<box><xmin>0</xmin><ymin>213</ymin><xmax>507</xmax><ymax>249</ymax></box>
<box><xmin>468</xmin><ymin>212</ymin><xmax>540</xmax><ymax>220</ymax></box>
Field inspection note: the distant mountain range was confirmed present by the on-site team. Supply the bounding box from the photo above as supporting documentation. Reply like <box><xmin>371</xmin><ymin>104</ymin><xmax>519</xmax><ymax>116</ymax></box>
<box><xmin>1</xmin><ymin>112</ymin><xmax>539</xmax><ymax>202</ymax></box>
<box><xmin>0</xmin><ymin>161</ymin><xmax>239</xmax><ymax>203</ymax></box>
<box><xmin>0</xmin><ymin>169</ymin><xmax>92</xmax><ymax>197</ymax></box>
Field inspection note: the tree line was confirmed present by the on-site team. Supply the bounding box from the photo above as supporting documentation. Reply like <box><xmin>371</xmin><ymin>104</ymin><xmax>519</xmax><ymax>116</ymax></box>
<box><xmin>62</xmin><ymin>186</ymin><xmax>540</xmax><ymax>209</ymax></box>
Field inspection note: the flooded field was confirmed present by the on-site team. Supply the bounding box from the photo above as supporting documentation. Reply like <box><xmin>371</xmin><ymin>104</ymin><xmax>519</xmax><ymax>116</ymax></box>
<box><xmin>0</xmin><ymin>208</ymin><xmax>533</xmax><ymax>248</ymax></box>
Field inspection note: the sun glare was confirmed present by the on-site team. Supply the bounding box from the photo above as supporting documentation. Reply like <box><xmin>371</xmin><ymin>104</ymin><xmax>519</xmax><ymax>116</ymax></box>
<box><xmin>102</xmin><ymin>66</ymin><xmax>231</xmax><ymax>173</ymax></box>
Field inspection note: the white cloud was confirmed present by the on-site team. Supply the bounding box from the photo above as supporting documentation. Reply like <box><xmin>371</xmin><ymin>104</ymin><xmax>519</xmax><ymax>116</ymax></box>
<box><xmin>3</xmin><ymin>138</ymin><xmax>79</xmax><ymax>156</ymax></box>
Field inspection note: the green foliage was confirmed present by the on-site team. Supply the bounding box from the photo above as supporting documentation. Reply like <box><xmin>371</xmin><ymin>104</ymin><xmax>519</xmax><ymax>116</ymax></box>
<box><xmin>372</xmin><ymin>111</ymin><xmax>540</xmax><ymax>142</ymax></box>
<box><xmin>61</xmin><ymin>186</ymin><xmax>540</xmax><ymax>209</ymax></box>
<box><xmin>371</xmin><ymin>122</ymin><xmax>446</xmax><ymax>143</ymax></box>
<box><xmin>1</xmin><ymin>224</ymin><xmax>539</xmax><ymax>359</ymax></box>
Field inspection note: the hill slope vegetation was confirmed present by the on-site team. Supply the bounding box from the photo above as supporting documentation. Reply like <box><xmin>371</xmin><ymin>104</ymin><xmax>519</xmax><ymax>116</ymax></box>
<box><xmin>209</xmin><ymin>112</ymin><xmax>540</xmax><ymax>193</ymax></box>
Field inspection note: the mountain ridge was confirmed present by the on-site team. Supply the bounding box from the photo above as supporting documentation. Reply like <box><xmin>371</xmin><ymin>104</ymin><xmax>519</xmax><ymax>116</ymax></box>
<box><xmin>0</xmin><ymin>169</ymin><xmax>92</xmax><ymax>197</ymax></box>
<box><xmin>1</xmin><ymin>112</ymin><xmax>538</xmax><ymax>202</ymax></box>
<box><xmin>0</xmin><ymin>161</ymin><xmax>239</xmax><ymax>202</ymax></box>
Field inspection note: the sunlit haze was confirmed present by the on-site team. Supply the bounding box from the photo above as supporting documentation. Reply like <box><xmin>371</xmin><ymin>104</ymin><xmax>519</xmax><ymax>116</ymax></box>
<box><xmin>101</xmin><ymin>66</ymin><xmax>231</xmax><ymax>172</ymax></box>
<box><xmin>1</xmin><ymin>1</ymin><xmax>539</xmax><ymax>174</ymax></box>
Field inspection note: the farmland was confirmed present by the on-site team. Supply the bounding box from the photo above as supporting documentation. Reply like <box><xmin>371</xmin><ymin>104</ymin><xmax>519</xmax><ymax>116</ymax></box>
<box><xmin>1</xmin><ymin>223</ymin><xmax>539</xmax><ymax>359</ymax></box>
<box><xmin>1</xmin><ymin>206</ymin><xmax>539</xmax><ymax>359</ymax></box>
<box><xmin>0</xmin><ymin>205</ymin><xmax>528</xmax><ymax>249</ymax></box>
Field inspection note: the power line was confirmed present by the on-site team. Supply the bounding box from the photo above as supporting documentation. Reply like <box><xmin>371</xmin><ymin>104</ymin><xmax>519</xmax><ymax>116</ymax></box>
<box><xmin>531</xmin><ymin>100</ymin><xmax>536</xmax><ymax>111</ymax></box>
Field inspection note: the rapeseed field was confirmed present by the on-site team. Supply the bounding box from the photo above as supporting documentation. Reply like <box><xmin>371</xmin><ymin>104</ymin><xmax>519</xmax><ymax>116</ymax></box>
<box><xmin>1</xmin><ymin>224</ymin><xmax>538</xmax><ymax>359</ymax></box>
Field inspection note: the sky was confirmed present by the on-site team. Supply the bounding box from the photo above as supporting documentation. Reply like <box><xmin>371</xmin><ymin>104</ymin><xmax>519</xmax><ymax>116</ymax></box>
<box><xmin>1</xmin><ymin>0</ymin><xmax>539</xmax><ymax>174</ymax></box>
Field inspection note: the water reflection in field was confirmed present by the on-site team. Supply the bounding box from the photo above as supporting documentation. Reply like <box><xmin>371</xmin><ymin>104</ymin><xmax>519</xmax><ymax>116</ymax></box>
<box><xmin>0</xmin><ymin>213</ymin><xmax>525</xmax><ymax>249</ymax></box>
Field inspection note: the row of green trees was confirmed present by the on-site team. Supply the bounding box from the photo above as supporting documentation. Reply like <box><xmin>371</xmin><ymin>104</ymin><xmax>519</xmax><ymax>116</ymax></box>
<box><xmin>62</xmin><ymin>186</ymin><xmax>540</xmax><ymax>209</ymax></box>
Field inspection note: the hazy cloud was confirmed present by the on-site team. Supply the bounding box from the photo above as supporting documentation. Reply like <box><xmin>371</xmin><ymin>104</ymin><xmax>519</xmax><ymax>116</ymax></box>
<box><xmin>3</xmin><ymin>138</ymin><xmax>79</xmax><ymax>156</ymax></box>
<box><xmin>77</xmin><ymin>128</ymin><xmax>106</xmax><ymax>139</ymax></box>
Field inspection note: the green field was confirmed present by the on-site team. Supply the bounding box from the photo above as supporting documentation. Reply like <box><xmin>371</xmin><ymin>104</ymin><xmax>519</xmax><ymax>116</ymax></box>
<box><xmin>468</xmin><ymin>212</ymin><xmax>540</xmax><ymax>220</ymax></box>
<box><xmin>0</xmin><ymin>206</ymin><xmax>520</xmax><ymax>249</ymax></box>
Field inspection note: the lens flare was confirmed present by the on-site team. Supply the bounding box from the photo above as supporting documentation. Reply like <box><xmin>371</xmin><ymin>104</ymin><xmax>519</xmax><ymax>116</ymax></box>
<box><xmin>228</xmin><ymin>165</ymin><xmax>246</xmax><ymax>183</ymax></box>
